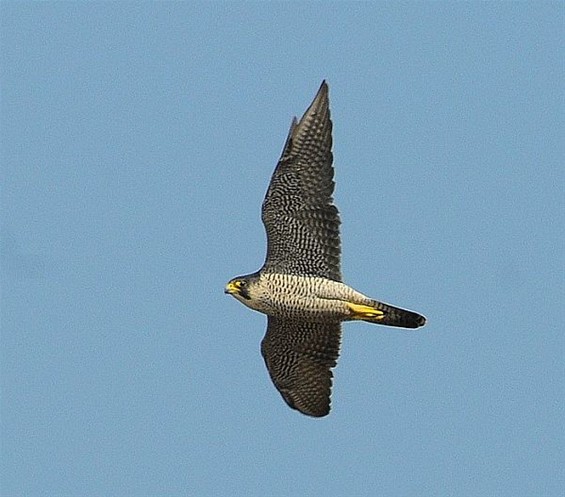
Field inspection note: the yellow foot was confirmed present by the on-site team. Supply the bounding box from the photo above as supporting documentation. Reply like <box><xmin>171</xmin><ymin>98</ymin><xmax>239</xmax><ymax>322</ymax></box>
<box><xmin>346</xmin><ymin>302</ymin><xmax>385</xmax><ymax>321</ymax></box>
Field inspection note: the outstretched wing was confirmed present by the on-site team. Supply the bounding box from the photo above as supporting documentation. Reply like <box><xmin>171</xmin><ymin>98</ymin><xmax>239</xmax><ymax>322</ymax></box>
<box><xmin>261</xmin><ymin>316</ymin><xmax>342</xmax><ymax>417</ymax></box>
<box><xmin>261</xmin><ymin>81</ymin><xmax>341</xmax><ymax>281</ymax></box>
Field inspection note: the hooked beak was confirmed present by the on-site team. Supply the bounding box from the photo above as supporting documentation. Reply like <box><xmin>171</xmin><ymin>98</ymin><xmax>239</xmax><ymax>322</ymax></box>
<box><xmin>224</xmin><ymin>282</ymin><xmax>238</xmax><ymax>295</ymax></box>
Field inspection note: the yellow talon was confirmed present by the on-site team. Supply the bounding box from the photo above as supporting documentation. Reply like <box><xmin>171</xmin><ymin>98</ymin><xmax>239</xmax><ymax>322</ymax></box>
<box><xmin>347</xmin><ymin>302</ymin><xmax>385</xmax><ymax>320</ymax></box>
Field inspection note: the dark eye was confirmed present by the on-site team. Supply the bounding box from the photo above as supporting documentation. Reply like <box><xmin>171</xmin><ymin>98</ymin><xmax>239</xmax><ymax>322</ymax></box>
<box><xmin>238</xmin><ymin>280</ymin><xmax>246</xmax><ymax>287</ymax></box>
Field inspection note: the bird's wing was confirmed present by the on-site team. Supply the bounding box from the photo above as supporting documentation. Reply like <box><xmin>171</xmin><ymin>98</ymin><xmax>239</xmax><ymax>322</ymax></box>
<box><xmin>261</xmin><ymin>81</ymin><xmax>341</xmax><ymax>281</ymax></box>
<box><xmin>261</xmin><ymin>316</ymin><xmax>341</xmax><ymax>417</ymax></box>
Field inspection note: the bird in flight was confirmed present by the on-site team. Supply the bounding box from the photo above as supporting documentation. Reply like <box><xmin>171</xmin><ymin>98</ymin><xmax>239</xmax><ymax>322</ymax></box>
<box><xmin>225</xmin><ymin>81</ymin><xmax>426</xmax><ymax>417</ymax></box>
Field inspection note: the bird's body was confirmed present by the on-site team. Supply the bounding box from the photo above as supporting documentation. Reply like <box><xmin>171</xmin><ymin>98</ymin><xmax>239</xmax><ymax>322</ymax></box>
<box><xmin>230</xmin><ymin>273</ymin><xmax>365</xmax><ymax>320</ymax></box>
<box><xmin>230</xmin><ymin>272</ymin><xmax>423</xmax><ymax>327</ymax></box>
<box><xmin>226</xmin><ymin>81</ymin><xmax>426</xmax><ymax>417</ymax></box>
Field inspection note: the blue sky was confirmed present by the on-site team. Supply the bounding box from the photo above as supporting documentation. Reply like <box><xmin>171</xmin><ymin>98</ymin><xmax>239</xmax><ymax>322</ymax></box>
<box><xmin>1</xmin><ymin>3</ymin><xmax>563</xmax><ymax>496</ymax></box>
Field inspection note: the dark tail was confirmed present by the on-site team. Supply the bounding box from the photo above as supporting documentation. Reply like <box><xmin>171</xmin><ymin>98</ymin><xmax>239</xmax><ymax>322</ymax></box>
<box><xmin>368</xmin><ymin>300</ymin><xmax>426</xmax><ymax>329</ymax></box>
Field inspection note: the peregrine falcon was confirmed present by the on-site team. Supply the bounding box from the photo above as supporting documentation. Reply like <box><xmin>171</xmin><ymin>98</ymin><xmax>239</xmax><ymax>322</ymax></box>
<box><xmin>225</xmin><ymin>81</ymin><xmax>426</xmax><ymax>417</ymax></box>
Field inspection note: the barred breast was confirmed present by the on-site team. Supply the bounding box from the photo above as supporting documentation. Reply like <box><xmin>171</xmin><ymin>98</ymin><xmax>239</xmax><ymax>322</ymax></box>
<box><xmin>258</xmin><ymin>273</ymin><xmax>361</xmax><ymax>321</ymax></box>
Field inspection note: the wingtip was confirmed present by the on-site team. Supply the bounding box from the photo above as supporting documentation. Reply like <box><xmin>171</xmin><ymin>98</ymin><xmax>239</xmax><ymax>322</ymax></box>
<box><xmin>303</xmin><ymin>80</ymin><xmax>330</xmax><ymax>118</ymax></box>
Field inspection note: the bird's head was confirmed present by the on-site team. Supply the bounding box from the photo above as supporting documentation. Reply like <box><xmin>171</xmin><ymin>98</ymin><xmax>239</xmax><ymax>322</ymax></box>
<box><xmin>224</xmin><ymin>273</ymin><xmax>260</xmax><ymax>304</ymax></box>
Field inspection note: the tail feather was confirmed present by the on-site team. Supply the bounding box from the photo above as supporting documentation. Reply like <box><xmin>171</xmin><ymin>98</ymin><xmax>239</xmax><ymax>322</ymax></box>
<box><xmin>368</xmin><ymin>300</ymin><xmax>426</xmax><ymax>329</ymax></box>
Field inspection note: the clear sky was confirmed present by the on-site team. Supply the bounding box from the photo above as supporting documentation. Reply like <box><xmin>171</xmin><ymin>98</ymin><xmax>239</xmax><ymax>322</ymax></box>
<box><xmin>1</xmin><ymin>3</ymin><xmax>563</xmax><ymax>497</ymax></box>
